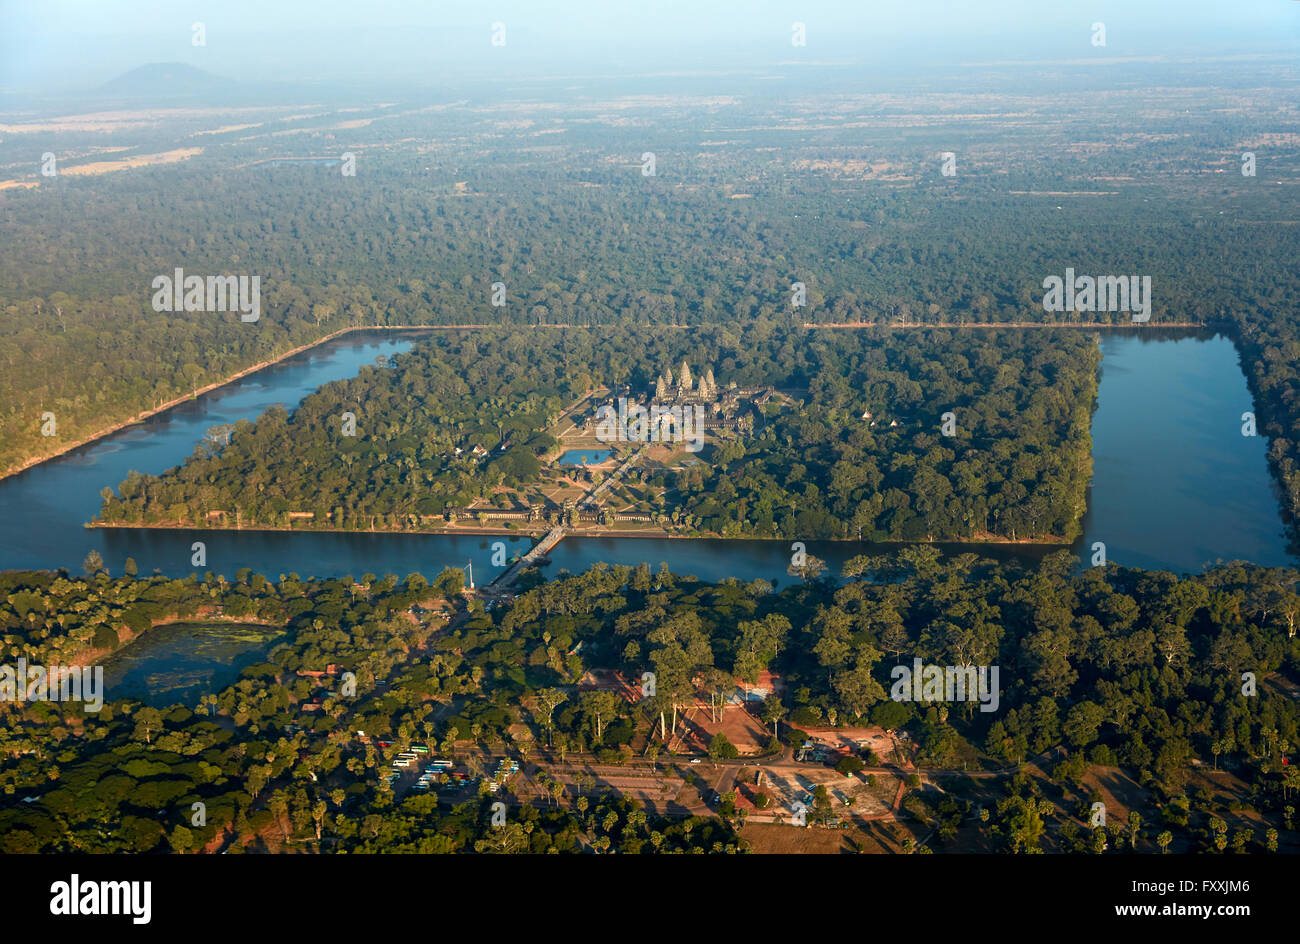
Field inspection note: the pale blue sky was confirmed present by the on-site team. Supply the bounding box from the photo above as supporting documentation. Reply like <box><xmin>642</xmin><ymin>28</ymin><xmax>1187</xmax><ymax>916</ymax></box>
<box><xmin>2</xmin><ymin>0</ymin><xmax>1298</xmax><ymax>90</ymax></box>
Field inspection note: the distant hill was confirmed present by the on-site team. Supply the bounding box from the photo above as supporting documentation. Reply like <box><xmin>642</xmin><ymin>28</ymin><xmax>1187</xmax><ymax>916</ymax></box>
<box><xmin>99</xmin><ymin>63</ymin><xmax>235</xmax><ymax>96</ymax></box>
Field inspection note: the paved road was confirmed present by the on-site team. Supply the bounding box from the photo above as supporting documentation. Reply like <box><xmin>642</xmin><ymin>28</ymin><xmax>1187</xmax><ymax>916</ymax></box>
<box><xmin>580</xmin><ymin>444</ymin><xmax>646</xmax><ymax>509</ymax></box>
<box><xmin>486</xmin><ymin>439</ymin><xmax>646</xmax><ymax>591</ymax></box>
<box><xmin>489</xmin><ymin>523</ymin><xmax>567</xmax><ymax>590</ymax></box>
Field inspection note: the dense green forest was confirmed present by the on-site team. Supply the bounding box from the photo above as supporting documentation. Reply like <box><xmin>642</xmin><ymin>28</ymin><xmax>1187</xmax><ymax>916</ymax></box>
<box><xmin>1</xmin><ymin>549</ymin><xmax>1298</xmax><ymax>853</ymax></box>
<box><xmin>663</xmin><ymin>328</ymin><xmax>1098</xmax><ymax>540</ymax></box>
<box><xmin>0</xmin><ymin>566</ymin><xmax>746</xmax><ymax>853</ymax></box>
<box><xmin>5</xmin><ymin>61</ymin><xmax>1300</xmax><ymax>856</ymax></box>
<box><xmin>5</xmin><ymin>69</ymin><xmax>1300</xmax><ymax>552</ymax></box>
<box><xmin>94</xmin><ymin>325</ymin><xmax>1099</xmax><ymax>542</ymax></box>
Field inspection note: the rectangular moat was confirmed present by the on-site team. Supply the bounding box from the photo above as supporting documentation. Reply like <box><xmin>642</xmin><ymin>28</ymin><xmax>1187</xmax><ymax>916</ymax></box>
<box><xmin>0</xmin><ymin>328</ymin><xmax>1291</xmax><ymax>583</ymax></box>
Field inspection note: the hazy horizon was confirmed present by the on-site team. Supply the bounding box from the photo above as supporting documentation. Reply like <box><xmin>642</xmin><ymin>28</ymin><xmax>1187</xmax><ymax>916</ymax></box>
<box><xmin>3</xmin><ymin>0</ymin><xmax>1298</xmax><ymax>96</ymax></box>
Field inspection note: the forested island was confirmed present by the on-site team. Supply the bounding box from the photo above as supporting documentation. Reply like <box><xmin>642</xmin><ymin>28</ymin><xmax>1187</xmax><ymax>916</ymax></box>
<box><xmin>93</xmin><ymin>325</ymin><xmax>1100</xmax><ymax>543</ymax></box>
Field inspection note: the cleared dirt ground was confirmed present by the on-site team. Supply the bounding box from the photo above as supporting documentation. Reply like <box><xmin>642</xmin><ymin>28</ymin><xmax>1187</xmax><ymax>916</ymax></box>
<box><xmin>677</xmin><ymin>704</ymin><xmax>770</xmax><ymax>755</ymax></box>
<box><xmin>741</xmin><ymin>819</ymin><xmax>913</xmax><ymax>854</ymax></box>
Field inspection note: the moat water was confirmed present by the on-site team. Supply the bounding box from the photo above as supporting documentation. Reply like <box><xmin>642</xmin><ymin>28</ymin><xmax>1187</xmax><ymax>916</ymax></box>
<box><xmin>0</xmin><ymin>328</ymin><xmax>1291</xmax><ymax>589</ymax></box>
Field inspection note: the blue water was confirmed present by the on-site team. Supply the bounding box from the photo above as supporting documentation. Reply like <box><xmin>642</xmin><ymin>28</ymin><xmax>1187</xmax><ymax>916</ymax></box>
<box><xmin>0</xmin><ymin>328</ymin><xmax>1291</xmax><ymax>583</ymax></box>
<box><xmin>1071</xmin><ymin>330</ymin><xmax>1292</xmax><ymax>572</ymax></box>
<box><xmin>558</xmin><ymin>449</ymin><xmax>612</xmax><ymax>466</ymax></box>
<box><xmin>0</xmin><ymin>331</ymin><xmax>416</xmax><ymax>575</ymax></box>
<box><xmin>98</xmin><ymin>622</ymin><xmax>283</xmax><ymax>707</ymax></box>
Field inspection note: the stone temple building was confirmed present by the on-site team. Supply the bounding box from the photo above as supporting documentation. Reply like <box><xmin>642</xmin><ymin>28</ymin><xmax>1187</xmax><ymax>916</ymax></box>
<box><xmin>583</xmin><ymin>361</ymin><xmax>773</xmax><ymax>438</ymax></box>
<box><xmin>655</xmin><ymin>361</ymin><xmax>718</xmax><ymax>404</ymax></box>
